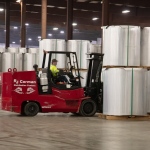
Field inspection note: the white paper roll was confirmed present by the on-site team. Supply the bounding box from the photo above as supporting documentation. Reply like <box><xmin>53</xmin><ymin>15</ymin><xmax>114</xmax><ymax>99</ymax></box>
<box><xmin>19</xmin><ymin>48</ymin><xmax>27</xmax><ymax>53</ymax></box>
<box><xmin>55</xmin><ymin>40</ymin><xmax>66</xmax><ymax>69</ymax></box>
<box><xmin>2</xmin><ymin>53</ymin><xmax>13</xmax><ymax>72</ymax></box>
<box><xmin>24</xmin><ymin>53</ymin><xmax>38</xmax><ymax>71</ymax></box>
<box><xmin>28</xmin><ymin>48</ymin><xmax>39</xmax><ymax>54</ymax></box>
<box><xmin>68</xmin><ymin>40</ymin><xmax>90</xmax><ymax>69</ymax></box>
<box><xmin>89</xmin><ymin>44</ymin><xmax>101</xmax><ymax>53</ymax></box>
<box><xmin>141</xmin><ymin>27</ymin><xmax>150</xmax><ymax>66</ymax></box>
<box><xmin>39</xmin><ymin>39</ymin><xmax>58</xmax><ymax>68</ymax></box>
<box><xmin>0</xmin><ymin>48</ymin><xmax>5</xmax><ymax>53</ymax></box>
<box><xmin>13</xmin><ymin>54</ymin><xmax>23</xmax><ymax>71</ymax></box>
<box><xmin>147</xmin><ymin>71</ymin><xmax>150</xmax><ymax>113</ymax></box>
<box><xmin>102</xmin><ymin>26</ymin><xmax>140</xmax><ymax>66</ymax></box>
<box><xmin>103</xmin><ymin>68</ymin><xmax>147</xmax><ymax>116</ymax></box>
<box><xmin>79</xmin><ymin>71</ymin><xmax>87</xmax><ymax>87</ymax></box>
<box><xmin>7</xmin><ymin>47</ymin><xmax>19</xmax><ymax>53</ymax></box>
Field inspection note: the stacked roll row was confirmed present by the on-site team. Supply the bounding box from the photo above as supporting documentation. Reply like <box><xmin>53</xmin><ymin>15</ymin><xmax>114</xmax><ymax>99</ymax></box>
<box><xmin>103</xmin><ymin>68</ymin><xmax>147</xmax><ymax>116</ymax></box>
<box><xmin>102</xmin><ymin>26</ymin><xmax>140</xmax><ymax>66</ymax></box>
<box><xmin>102</xmin><ymin>25</ymin><xmax>150</xmax><ymax>115</ymax></box>
<box><xmin>39</xmin><ymin>39</ymin><xmax>101</xmax><ymax>87</ymax></box>
<box><xmin>0</xmin><ymin>47</ymin><xmax>39</xmax><ymax>72</ymax></box>
<box><xmin>39</xmin><ymin>39</ymin><xmax>101</xmax><ymax>69</ymax></box>
<box><xmin>103</xmin><ymin>26</ymin><xmax>150</xmax><ymax>66</ymax></box>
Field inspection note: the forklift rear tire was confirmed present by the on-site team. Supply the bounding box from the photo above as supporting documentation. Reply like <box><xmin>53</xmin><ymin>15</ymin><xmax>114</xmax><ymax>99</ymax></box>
<box><xmin>23</xmin><ymin>102</ymin><xmax>39</xmax><ymax>116</ymax></box>
<box><xmin>79</xmin><ymin>99</ymin><xmax>97</xmax><ymax>117</ymax></box>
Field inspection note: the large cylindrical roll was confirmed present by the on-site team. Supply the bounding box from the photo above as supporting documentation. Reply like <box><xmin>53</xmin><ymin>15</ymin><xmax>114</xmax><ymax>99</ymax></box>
<box><xmin>79</xmin><ymin>71</ymin><xmax>87</xmax><ymax>87</ymax></box>
<box><xmin>2</xmin><ymin>53</ymin><xmax>13</xmax><ymax>72</ymax></box>
<box><xmin>7</xmin><ymin>47</ymin><xmax>19</xmax><ymax>53</ymax></box>
<box><xmin>28</xmin><ymin>48</ymin><xmax>39</xmax><ymax>54</ymax></box>
<box><xmin>24</xmin><ymin>53</ymin><xmax>38</xmax><ymax>71</ymax></box>
<box><xmin>68</xmin><ymin>40</ymin><xmax>90</xmax><ymax>69</ymax></box>
<box><xmin>67</xmin><ymin>40</ymin><xmax>81</xmax><ymax>68</ymax></box>
<box><xmin>19</xmin><ymin>47</ymin><xmax>27</xmax><ymax>53</ymax></box>
<box><xmin>0</xmin><ymin>53</ymin><xmax>2</xmax><ymax>72</ymax></box>
<box><xmin>39</xmin><ymin>39</ymin><xmax>58</xmax><ymax>68</ymax></box>
<box><xmin>132</xmin><ymin>68</ymin><xmax>147</xmax><ymax>115</ymax></box>
<box><xmin>141</xmin><ymin>27</ymin><xmax>150</xmax><ymax>66</ymax></box>
<box><xmin>103</xmin><ymin>68</ymin><xmax>129</xmax><ymax>115</ymax></box>
<box><xmin>13</xmin><ymin>54</ymin><xmax>23</xmax><ymax>71</ymax></box>
<box><xmin>0</xmin><ymin>48</ymin><xmax>5</xmax><ymax>53</ymax></box>
<box><xmin>102</xmin><ymin>26</ymin><xmax>140</xmax><ymax>66</ymax></box>
<box><xmin>89</xmin><ymin>44</ymin><xmax>101</xmax><ymax>53</ymax></box>
<box><xmin>147</xmin><ymin>71</ymin><xmax>150</xmax><ymax>113</ymax></box>
<box><xmin>103</xmin><ymin>68</ymin><xmax>147</xmax><ymax>116</ymax></box>
<box><xmin>55</xmin><ymin>40</ymin><xmax>66</xmax><ymax>69</ymax></box>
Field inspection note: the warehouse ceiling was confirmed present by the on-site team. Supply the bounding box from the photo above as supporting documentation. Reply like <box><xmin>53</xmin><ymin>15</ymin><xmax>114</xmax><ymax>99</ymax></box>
<box><xmin>0</xmin><ymin>0</ymin><xmax>150</xmax><ymax>46</ymax></box>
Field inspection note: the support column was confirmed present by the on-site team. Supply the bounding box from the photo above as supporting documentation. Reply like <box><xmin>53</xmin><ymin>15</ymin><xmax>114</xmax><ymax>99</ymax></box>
<box><xmin>102</xmin><ymin>0</ymin><xmax>109</xmax><ymax>26</ymax></box>
<box><xmin>21</xmin><ymin>0</ymin><xmax>26</xmax><ymax>47</ymax></box>
<box><xmin>66</xmin><ymin>0</ymin><xmax>73</xmax><ymax>40</ymax></box>
<box><xmin>5</xmin><ymin>0</ymin><xmax>10</xmax><ymax>48</ymax></box>
<box><xmin>41</xmin><ymin>0</ymin><xmax>47</xmax><ymax>39</ymax></box>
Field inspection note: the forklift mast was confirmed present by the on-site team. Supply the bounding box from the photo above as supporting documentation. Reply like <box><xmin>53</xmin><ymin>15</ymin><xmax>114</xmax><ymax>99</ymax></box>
<box><xmin>85</xmin><ymin>53</ymin><xmax>104</xmax><ymax>112</ymax></box>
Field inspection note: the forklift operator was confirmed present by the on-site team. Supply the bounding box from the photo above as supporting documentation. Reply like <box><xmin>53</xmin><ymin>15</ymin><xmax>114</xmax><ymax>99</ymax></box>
<box><xmin>50</xmin><ymin>59</ymin><xmax>68</xmax><ymax>83</ymax></box>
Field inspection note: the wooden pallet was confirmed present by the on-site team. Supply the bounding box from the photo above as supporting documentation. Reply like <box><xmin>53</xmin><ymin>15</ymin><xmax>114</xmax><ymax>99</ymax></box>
<box><xmin>103</xmin><ymin>66</ymin><xmax>150</xmax><ymax>69</ymax></box>
<box><xmin>98</xmin><ymin>113</ymin><xmax>150</xmax><ymax>121</ymax></box>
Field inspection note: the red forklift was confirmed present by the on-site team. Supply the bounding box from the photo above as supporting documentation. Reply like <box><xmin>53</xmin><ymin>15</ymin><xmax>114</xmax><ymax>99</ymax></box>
<box><xmin>0</xmin><ymin>51</ymin><xmax>103</xmax><ymax>116</ymax></box>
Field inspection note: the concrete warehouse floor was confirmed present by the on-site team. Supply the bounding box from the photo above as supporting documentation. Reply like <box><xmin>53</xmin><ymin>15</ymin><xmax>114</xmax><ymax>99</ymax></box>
<box><xmin>0</xmin><ymin>110</ymin><xmax>150</xmax><ymax>150</ymax></box>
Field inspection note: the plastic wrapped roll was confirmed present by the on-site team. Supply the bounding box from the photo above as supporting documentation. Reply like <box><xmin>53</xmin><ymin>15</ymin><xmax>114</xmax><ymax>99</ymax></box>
<box><xmin>132</xmin><ymin>69</ymin><xmax>147</xmax><ymax>115</ymax></box>
<box><xmin>28</xmin><ymin>48</ymin><xmax>39</xmax><ymax>54</ymax></box>
<box><xmin>68</xmin><ymin>40</ymin><xmax>90</xmax><ymax>69</ymax></box>
<box><xmin>39</xmin><ymin>39</ymin><xmax>58</xmax><ymax>68</ymax></box>
<box><xmin>0</xmin><ymin>48</ymin><xmax>5</xmax><ymax>53</ymax></box>
<box><xmin>141</xmin><ymin>27</ymin><xmax>150</xmax><ymax>66</ymax></box>
<box><xmin>89</xmin><ymin>44</ymin><xmax>101</xmax><ymax>53</ymax></box>
<box><xmin>55</xmin><ymin>40</ymin><xmax>66</xmax><ymax>69</ymax></box>
<box><xmin>7</xmin><ymin>47</ymin><xmax>19</xmax><ymax>53</ymax></box>
<box><xmin>102</xmin><ymin>26</ymin><xmax>140</xmax><ymax>66</ymax></box>
<box><xmin>0</xmin><ymin>53</ymin><xmax>2</xmax><ymax>72</ymax></box>
<box><xmin>13</xmin><ymin>54</ymin><xmax>23</xmax><ymax>71</ymax></box>
<box><xmin>24</xmin><ymin>53</ymin><xmax>38</xmax><ymax>71</ymax></box>
<box><xmin>2</xmin><ymin>53</ymin><xmax>13</xmax><ymax>72</ymax></box>
<box><xmin>147</xmin><ymin>71</ymin><xmax>150</xmax><ymax>113</ymax></box>
<box><xmin>79</xmin><ymin>71</ymin><xmax>87</xmax><ymax>87</ymax></box>
<box><xmin>19</xmin><ymin>48</ymin><xmax>27</xmax><ymax>53</ymax></box>
<box><xmin>103</xmin><ymin>68</ymin><xmax>147</xmax><ymax>116</ymax></box>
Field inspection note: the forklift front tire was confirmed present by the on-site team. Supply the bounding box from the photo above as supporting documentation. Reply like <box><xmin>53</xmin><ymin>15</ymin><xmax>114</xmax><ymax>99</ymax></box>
<box><xmin>79</xmin><ymin>99</ymin><xmax>97</xmax><ymax>117</ymax></box>
<box><xmin>23</xmin><ymin>102</ymin><xmax>39</xmax><ymax>116</ymax></box>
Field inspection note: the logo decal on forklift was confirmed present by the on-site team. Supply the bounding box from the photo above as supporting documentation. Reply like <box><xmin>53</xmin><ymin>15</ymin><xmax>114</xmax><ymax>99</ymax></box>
<box><xmin>14</xmin><ymin>79</ymin><xmax>36</xmax><ymax>87</ymax></box>
<box><xmin>26</xmin><ymin>87</ymin><xmax>35</xmax><ymax>94</ymax></box>
<box><xmin>14</xmin><ymin>87</ymin><xmax>24</xmax><ymax>94</ymax></box>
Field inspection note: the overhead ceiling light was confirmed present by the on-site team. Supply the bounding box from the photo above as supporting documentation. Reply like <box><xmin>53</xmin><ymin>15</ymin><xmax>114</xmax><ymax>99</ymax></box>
<box><xmin>14</xmin><ymin>26</ymin><xmax>18</xmax><ymax>29</ymax></box>
<box><xmin>72</xmin><ymin>23</ymin><xmax>77</xmax><ymax>26</ymax></box>
<box><xmin>16</xmin><ymin>0</ymin><xmax>21</xmax><ymax>3</ymax></box>
<box><xmin>34</xmin><ymin>4</ymin><xmax>41</xmax><ymax>6</ymax></box>
<box><xmin>4</xmin><ymin>30</ymin><xmax>6</xmax><ymax>32</ymax></box>
<box><xmin>47</xmin><ymin>5</ymin><xmax>55</xmax><ymax>8</ymax></box>
<box><xmin>28</xmin><ymin>38</ymin><xmax>32</xmax><ymax>41</ymax></box>
<box><xmin>48</xmin><ymin>34</ymin><xmax>52</xmax><ymax>36</ymax></box>
<box><xmin>92</xmin><ymin>17</ymin><xmax>99</xmax><ymax>21</ymax></box>
<box><xmin>0</xmin><ymin>8</ymin><xmax>4</xmax><ymax>11</ymax></box>
<box><xmin>12</xmin><ymin>42</ymin><xmax>15</xmax><ymax>44</ymax></box>
<box><xmin>57</xmin><ymin>7</ymin><xmax>66</xmax><ymax>9</ymax></box>
<box><xmin>53</xmin><ymin>27</ymin><xmax>58</xmax><ymax>30</ymax></box>
<box><xmin>38</xmin><ymin>36</ymin><xmax>41</xmax><ymax>38</ymax></box>
<box><xmin>90</xmin><ymin>1</ymin><xmax>99</xmax><ymax>3</ymax></box>
<box><xmin>60</xmin><ymin>31</ymin><xmax>64</xmax><ymax>34</ymax></box>
<box><xmin>122</xmin><ymin>10</ymin><xmax>130</xmax><ymax>13</ymax></box>
<box><xmin>25</xmin><ymin>23</ymin><xmax>29</xmax><ymax>26</ymax></box>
